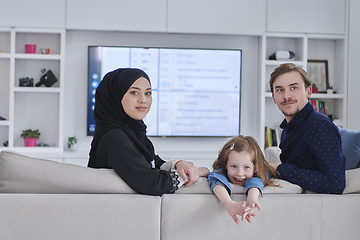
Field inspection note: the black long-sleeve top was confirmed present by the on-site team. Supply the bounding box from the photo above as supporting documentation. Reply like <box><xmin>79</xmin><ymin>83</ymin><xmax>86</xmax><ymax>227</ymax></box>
<box><xmin>88</xmin><ymin>128</ymin><xmax>175</xmax><ymax>196</ymax></box>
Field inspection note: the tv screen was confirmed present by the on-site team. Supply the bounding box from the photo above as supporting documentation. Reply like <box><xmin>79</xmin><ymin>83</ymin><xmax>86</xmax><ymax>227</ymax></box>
<box><xmin>87</xmin><ymin>46</ymin><xmax>242</xmax><ymax>137</ymax></box>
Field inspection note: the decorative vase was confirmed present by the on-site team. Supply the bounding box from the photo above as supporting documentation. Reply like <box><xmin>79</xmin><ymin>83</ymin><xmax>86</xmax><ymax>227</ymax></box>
<box><xmin>327</xmin><ymin>89</ymin><xmax>334</xmax><ymax>94</ymax></box>
<box><xmin>68</xmin><ymin>144</ymin><xmax>77</xmax><ymax>152</ymax></box>
<box><xmin>24</xmin><ymin>137</ymin><xmax>36</xmax><ymax>147</ymax></box>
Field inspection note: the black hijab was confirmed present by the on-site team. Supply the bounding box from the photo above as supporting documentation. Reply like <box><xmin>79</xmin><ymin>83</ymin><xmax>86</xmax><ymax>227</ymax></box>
<box><xmin>88</xmin><ymin>68</ymin><xmax>154</xmax><ymax>165</ymax></box>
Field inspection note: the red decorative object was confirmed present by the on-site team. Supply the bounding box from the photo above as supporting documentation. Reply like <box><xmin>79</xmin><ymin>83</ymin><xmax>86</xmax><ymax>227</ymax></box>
<box><xmin>312</xmin><ymin>87</ymin><xmax>318</xmax><ymax>93</ymax></box>
<box><xmin>24</xmin><ymin>137</ymin><xmax>36</xmax><ymax>147</ymax></box>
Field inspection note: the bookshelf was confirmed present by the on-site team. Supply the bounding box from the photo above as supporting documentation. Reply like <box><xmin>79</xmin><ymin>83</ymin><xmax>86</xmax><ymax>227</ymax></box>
<box><xmin>0</xmin><ymin>27</ymin><xmax>65</xmax><ymax>152</ymax></box>
<box><xmin>260</xmin><ymin>33</ymin><xmax>348</xmax><ymax>150</ymax></box>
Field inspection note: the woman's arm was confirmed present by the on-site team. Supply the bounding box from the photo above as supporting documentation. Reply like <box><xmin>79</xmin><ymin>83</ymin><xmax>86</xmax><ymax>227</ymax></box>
<box><xmin>175</xmin><ymin>160</ymin><xmax>210</xmax><ymax>187</ymax></box>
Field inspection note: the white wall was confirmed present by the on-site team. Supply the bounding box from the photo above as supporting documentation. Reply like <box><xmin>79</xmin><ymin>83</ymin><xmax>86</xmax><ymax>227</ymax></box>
<box><xmin>348</xmin><ymin>0</ymin><xmax>360</xmax><ymax>130</ymax></box>
<box><xmin>64</xmin><ymin>30</ymin><xmax>261</xmax><ymax>162</ymax></box>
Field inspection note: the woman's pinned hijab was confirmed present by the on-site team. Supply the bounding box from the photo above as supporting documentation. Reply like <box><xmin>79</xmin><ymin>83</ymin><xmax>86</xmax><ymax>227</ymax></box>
<box><xmin>89</xmin><ymin>68</ymin><xmax>155</xmax><ymax>165</ymax></box>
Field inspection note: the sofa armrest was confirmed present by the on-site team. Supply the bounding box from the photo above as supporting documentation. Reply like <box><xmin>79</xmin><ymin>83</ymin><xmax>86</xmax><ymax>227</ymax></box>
<box><xmin>264</xmin><ymin>146</ymin><xmax>281</xmax><ymax>163</ymax></box>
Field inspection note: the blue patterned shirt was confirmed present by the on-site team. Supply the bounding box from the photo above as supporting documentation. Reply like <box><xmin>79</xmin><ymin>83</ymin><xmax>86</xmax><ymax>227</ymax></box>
<box><xmin>277</xmin><ymin>102</ymin><xmax>346</xmax><ymax>194</ymax></box>
<box><xmin>208</xmin><ymin>169</ymin><xmax>264</xmax><ymax>196</ymax></box>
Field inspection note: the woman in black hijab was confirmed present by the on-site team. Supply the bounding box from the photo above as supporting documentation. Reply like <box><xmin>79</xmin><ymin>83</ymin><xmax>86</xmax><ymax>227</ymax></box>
<box><xmin>88</xmin><ymin>68</ymin><xmax>209</xmax><ymax>196</ymax></box>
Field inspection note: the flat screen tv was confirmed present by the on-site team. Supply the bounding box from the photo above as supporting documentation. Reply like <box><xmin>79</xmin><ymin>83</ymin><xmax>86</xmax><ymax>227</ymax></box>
<box><xmin>87</xmin><ymin>46</ymin><xmax>242</xmax><ymax>137</ymax></box>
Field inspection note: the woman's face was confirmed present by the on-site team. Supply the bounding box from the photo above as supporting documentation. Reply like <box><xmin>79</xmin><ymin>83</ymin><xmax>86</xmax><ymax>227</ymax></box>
<box><xmin>121</xmin><ymin>77</ymin><xmax>152</xmax><ymax>120</ymax></box>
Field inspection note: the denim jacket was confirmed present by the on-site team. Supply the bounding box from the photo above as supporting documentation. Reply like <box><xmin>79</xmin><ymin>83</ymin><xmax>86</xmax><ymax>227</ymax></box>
<box><xmin>208</xmin><ymin>169</ymin><xmax>264</xmax><ymax>196</ymax></box>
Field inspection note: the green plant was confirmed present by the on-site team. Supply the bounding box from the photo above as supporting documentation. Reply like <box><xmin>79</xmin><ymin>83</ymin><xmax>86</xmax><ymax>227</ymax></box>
<box><xmin>67</xmin><ymin>136</ymin><xmax>77</xmax><ymax>149</ymax></box>
<box><xmin>20</xmin><ymin>129</ymin><xmax>40</xmax><ymax>139</ymax></box>
<box><xmin>326</xmin><ymin>82</ymin><xmax>333</xmax><ymax>89</ymax></box>
<box><xmin>312</xmin><ymin>83</ymin><xmax>317</xmax><ymax>88</ymax></box>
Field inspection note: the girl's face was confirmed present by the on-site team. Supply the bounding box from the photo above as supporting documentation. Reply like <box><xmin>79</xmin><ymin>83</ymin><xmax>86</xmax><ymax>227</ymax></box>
<box><xmin>226</xmin><ymin>150</ymin><xmax>256</xmax><ymax>186</ymax></box>
<box><xmin>121</xmin><ymin>77</ymin><xmax>152</xmax><ymax>120</ymax></box>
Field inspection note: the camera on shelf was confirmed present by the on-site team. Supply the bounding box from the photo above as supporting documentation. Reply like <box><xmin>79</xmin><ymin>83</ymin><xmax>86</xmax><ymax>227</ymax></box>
<box><xmin>19</xmin><ymin>77</ymin><xmax>34</xmax><ymax>87</ymax></box>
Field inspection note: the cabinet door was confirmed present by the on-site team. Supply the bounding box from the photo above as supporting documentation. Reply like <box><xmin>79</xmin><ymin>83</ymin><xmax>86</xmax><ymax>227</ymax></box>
<box><xmin>0</xmin><ymin>0</ymin><xmax>66</xmax><ymax>28</ymax></box>
<box><xmin>66</xmin><ymin>0</ymin><xmax>167</xmax><ymax>32</ymax></box>
<box><xmin>167</xmin><ymin>0</ymin><xmax>266</xmax><ymax>35</ymax></box>
<box><xmin>267</xmin><ymin>0</ymin><xmax>346</xmax><ymax>34</ymax></box>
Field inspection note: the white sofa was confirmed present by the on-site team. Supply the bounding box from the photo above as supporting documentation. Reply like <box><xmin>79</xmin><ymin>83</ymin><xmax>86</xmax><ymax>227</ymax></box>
<box><xmin>1</xmin><ymin>150</ymin><xmax>360</xmax><ymax>240</ymax></box>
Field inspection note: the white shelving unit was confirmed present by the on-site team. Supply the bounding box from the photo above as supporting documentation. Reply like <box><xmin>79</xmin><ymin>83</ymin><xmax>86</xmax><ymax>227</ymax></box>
<box><xmin>0</xmin><ymin>27</ymin><xmax>65</xmax><ymax>152</ymax></box>
<box><xmin>260</xmin><ymin>33</ymin><xmax>348</xmax><ymax>149</ymax></box>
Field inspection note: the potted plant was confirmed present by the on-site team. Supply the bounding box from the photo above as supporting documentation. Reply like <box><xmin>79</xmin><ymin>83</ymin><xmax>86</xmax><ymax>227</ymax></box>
<box><xmin>326</xmin><ymin>82</ymin><xmax>334</xmax><ymax>94</ymax></box>
<box><xmin>67</xmin><ymin>136</ymin><xmax>78</xmax><ymax>151</ymax></box>
<box><xmin>20</xmin><ymin>129</ymin><xmax>40</xmax><ymax>147</ymax></box>
<box><xmin>312</xmin><ymin>83</ymin><xmax>318</xmax><ymax>93</ymax></box>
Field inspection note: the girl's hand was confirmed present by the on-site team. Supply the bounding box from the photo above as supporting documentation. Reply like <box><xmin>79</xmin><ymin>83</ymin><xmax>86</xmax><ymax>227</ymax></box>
<box><xmin>242</xmin><ymin>202</ymin><xmax>261</xmax><ymax>223</ymax></box>
<box><xmin>224</xmin><ymin>200</ymin><xmax>256</xmax><ymax>224</ymax></box>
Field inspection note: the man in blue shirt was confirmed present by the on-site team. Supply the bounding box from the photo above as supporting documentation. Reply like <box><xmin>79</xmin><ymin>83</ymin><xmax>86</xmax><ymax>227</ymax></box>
<box><xmin>268</xmin><ymin>63</ymin><xmax>346</xmax><ymax>194</ymax></box>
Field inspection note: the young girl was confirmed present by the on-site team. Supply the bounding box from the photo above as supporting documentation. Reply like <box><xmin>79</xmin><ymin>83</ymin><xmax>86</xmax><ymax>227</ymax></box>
<box><xmin>208</xmin><ymin>135</ymin><xmax>278</xmax><ymax>224</ymax></box>
<box><xmin>88</xmin><ymin>68</ymin><xmax>209</xmax><ymax>196</ymax></box>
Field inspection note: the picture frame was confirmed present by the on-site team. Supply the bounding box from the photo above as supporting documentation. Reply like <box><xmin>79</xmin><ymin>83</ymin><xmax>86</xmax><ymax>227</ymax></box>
<box><xmin>307</xmin><ymin>60</ymin><xmax>329</xmax><ymax>93</ymax></box>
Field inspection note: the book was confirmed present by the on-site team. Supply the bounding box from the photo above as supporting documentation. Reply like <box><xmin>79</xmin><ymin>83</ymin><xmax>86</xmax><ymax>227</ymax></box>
<box><xmin>265</xmin><ymin>126</ymin><xmax>282</xmax><ymax>148</ymax></box>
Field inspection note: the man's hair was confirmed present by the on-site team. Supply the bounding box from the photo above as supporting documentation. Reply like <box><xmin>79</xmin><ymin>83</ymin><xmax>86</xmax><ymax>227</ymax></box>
<box><xmin>269</xmin><ymin>63</ymin><xmax>312</xmax><ymax>93</ymax></box>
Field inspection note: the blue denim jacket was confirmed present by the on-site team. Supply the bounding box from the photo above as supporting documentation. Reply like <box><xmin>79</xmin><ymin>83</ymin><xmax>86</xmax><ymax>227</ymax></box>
<box><xmin>208</xmin><ymin>169</ymin><xmax>264</xmax><ymax>196</ymax></box>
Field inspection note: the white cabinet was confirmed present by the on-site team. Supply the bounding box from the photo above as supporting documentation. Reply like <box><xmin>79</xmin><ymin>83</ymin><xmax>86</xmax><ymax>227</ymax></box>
<box><xmin>0</xmin><ymin>0</ymin><xmax>66</xmax><ymax>28</ymax></box>
<box><xmin>267</xmin><ymin>0</ymin><xmax>346</xmax><ymax>34</ymax></box>
<box><xmin>260</xmin><ymin>32</ymin><xmax>348</xmax><ymax>149</ymax></box>
<box><xmin>167</xmin><ymin>0</ymin><xmax>266</xmax><ymax>35</ymax></box>
<box><xmin>0</xmin><ymin>28</ymin><xmax>65</xmax><ymax>152</ymax></box>
<box><xmin>66</xmin><ymin>0</ymin><xmax>167</xmax><ymax>32</ymax></box>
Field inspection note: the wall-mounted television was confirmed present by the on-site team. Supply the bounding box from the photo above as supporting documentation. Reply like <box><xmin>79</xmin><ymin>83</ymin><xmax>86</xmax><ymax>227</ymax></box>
<box><xmin>87</xmin><ymin>46</ymin><xmax>242</xmax><ymax>137</ymax></box>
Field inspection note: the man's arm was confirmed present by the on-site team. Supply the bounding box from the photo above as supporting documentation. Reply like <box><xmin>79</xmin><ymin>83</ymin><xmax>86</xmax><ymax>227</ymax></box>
<box><xmin>275</xmin><ymin>122</ymin><xmax>346</xmax><ymax>194</ymax></box>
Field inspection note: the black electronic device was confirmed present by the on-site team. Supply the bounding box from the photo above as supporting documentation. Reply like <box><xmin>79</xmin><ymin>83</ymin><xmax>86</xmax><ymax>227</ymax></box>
<box><xmin>35</xmin><ymin>69</ymin><xmax>57</xmax><ymax>87</ymax></box>
<box><xmin>87</xmin><ymin>46</ymin><xmax>242</xmax><ymax>137</ymax></box>
<box><xmin>19</xmin><ymin>77</ymin><xmax>34</xmax><ymax>87</ymax></box>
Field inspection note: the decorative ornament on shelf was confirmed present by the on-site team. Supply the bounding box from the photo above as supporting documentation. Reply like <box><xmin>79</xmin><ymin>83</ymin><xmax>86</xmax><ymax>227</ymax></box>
<box><xmin>326</xmin><ymin>82</ymin><xmax>334</xmax><ymax>94</ymax></box>
<box><xmin>312</xmin><ymin>83</ymin><xmax>318</xmax><ymax>93</ymax></box>
<box><xmin>20</xmin><ymin>129</ymin><xmax>40</xmax><ymax>147</ymax></box>
<box><xmin>67</xmin><ymin>136</ymin><xmax>78</xmax><ymax>151</ymax></box>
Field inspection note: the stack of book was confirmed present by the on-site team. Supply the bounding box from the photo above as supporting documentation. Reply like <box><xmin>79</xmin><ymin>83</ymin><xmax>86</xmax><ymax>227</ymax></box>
<box><xmin>264</xmin><ymin>127</ymin><xmax>282</xmax><ymax>149</ymax></box>
<box><xmin>310</xmin><ymin>100</ymin><xmax>327</xmax><ymax>116</ymax></box>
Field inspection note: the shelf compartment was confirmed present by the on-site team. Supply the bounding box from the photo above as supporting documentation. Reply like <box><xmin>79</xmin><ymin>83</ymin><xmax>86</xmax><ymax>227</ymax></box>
<box><xmin>0</xmin><ymin>30</ymin><xmax>11</xmax><ymax>54</ymax></box>
<box><xmin>266</xmin><ymin>36</ymin><xmax>304</xmax><ymax>62</ymax></box>
<box><xmin>0</xmin><ymin>58</ymin><xmax>10</xmax><ymax>120</ymax></box>
<box><xmin>14</xmin><ymin>59</ymin><xmax>60</xmax><ymax>88</ymax></box>
<box><xmin>0</xmin><ymin>125</ymin><xmax>9</xmax><ymax>148</ymax></box>
<box><xmin>15</xmin><ymin>32</ymin><xmax>61</xmax><ymax>55</ymax></box>
<box><xmin>13</xmin><ymin>92</ymin><xmax>60</xmax><ymax>148</ymax></box>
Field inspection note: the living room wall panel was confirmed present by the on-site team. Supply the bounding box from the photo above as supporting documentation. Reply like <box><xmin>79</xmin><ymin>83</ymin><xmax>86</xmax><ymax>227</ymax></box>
<box><xmin>167</xmin><ymin>0</ymin><xmax>266</xmax><ymax>35</ymax></box>
<box><xmin>66</xmin><ymin>0</ymin><xmax>167</xmax><ymax>32</ymax></box>
<box><xmin>347</xmin><ymin>0</ymin><xmax>360</xmax><ymax>131</ymax></box>
<box><xmin>267</xmin><ymin>0</ymin><xmax>346</xmax><ymax>34</ymax></box>
<box><xmin>0</xmin><ymin>0</ymin><xmax>66</xmax><ymax>28</ymax></box>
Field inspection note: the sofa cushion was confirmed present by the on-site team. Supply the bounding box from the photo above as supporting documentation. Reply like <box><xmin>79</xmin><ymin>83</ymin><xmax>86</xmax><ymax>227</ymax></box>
<box><xmin>0</xmin><ymin>150</ymin><xmax>136</xmax><ymax>194</ymax></box>
<box><xmin>343</xmin><ymin>167</ymin><xmax>360</xmax><ymax>194</ymax></box>
<box><xmin>176</xmin><ymin>177</ymin><xmax>302</xmax><ymax>194</ymax></box>
<box><xmin>338</xmin><ymin>127</ymin><xmax>360</xmax><ymax>170</ymax></box>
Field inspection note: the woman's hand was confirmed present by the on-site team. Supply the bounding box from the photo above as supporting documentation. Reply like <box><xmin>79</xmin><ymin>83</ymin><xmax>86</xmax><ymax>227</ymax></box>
<box><xmin>175</xmin><ymin>161</ymin><xmax>209</xmax><ymax>187</ymax></box>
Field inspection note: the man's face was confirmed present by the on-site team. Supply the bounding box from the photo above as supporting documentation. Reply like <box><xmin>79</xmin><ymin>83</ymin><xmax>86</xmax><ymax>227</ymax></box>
<box><xmin>272</xmin><ymin>71</ymin><xmax>312</xmax><ymax>123</ymax></box>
